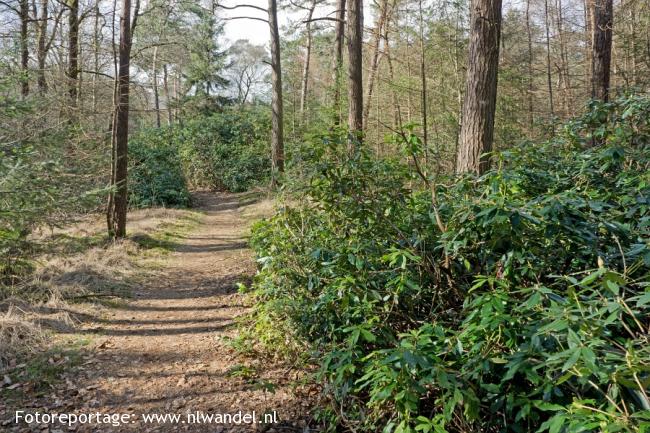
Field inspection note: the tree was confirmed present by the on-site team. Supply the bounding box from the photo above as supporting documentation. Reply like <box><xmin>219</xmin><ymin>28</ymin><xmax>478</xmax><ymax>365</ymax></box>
<box><xmin>298</xmin><ymin>0</ymin><xmax>318</xmax><ymax>121</ymax></box>
<box><xmin>456</xmin><ymin>0</ymin><xmax>503</xmax><ymax>174</ymax></box>
<box><xmin>183</xmin><ymin>2</ymin><xmax>228</xmax><ymax>101</ymax></box>
<box><xmin>347</xmin><ymin>0</ymin><xmax>363</xmax><ymax>141</ymax></box>
<box><xmin>19</xmin><ymin>0</ymin><xmax>29</xmax><ymax>97</ymax></box>
<box><xmin>269</xmin><ymin>0</ymin><xmax>284</xmax><ymax>182</ymax></box>
<box><xmin>363</xmin><ymin>0</ymin><xmax>392</xmax><ymax>129</ymax></box>
<box><xmin>227</xmin><ymin>39</ymin><xmax>268</xmax><ymax>104</ymax></box>
<box><xmin>67</xmin><ymin>0</ymin><xmax>79</xmax><ymax>111</ymax></box>
<box><xmin>35</xmin><ymin>0</ymin><xmax>61</xmax><ymax>94</ymax></box>
<box><xmin>592</xmin><ymin>0</ymin><xmax>613</xmax><ymax>101</ymax></box>
<box><xmin>331</xmin><ymin>0</ymin><xmax>346</xmax><ymax>125</ymax></box>
<box><xmin>544</xmin><ymin>0</ymin><xmax>555</xmax><ymax>131</ymax></box>
<box><xmin>107</xmin><ymin>0</ymin><xmax>139</xmax><ymax>239</ymax></box>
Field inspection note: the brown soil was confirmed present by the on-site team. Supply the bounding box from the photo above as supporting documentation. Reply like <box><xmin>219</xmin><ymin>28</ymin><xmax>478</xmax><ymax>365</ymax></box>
<box><xmin>3</xmin><ymin>192</ymin><xmax>314</xmax><ymax>433</ymax></box>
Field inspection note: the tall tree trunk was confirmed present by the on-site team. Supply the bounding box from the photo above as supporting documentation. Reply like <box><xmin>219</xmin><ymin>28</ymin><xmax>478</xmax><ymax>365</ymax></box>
<box><xmin>20</xmin><ymin>0</ymin><xmax>30</xmax><ymax>98</ymax></box>
<box><xmin>544</xmin><ymin>0</ymin><xmax>555</xmax><ymax>132</ymax></box>
<box><xmin>592</xmin><ymin>0</ymin><xmax>613</xmax><ymax>101</ymax></box>
<box><xmin>525</xmin><ymin>0</ymin><xmax>534</xmax><ymax>130</ymax></box>
<box><xmin>456</xmin><ymin>0</ymin><xmax>502</xmax><ymax>174</ymax></box>
<box><xmin>300</xmin><ymin>0</ymin><xmax>317</xmax><ymax>121</ymax></box>
<box><xmin>628</xmin><ymin>1</ymin><xmax>637</xmax><ymax>84</ymax></box>
<box><xmin>268</xmin><ymin>0</ymin><xmax>284</xmax><ymax>184</ymax></box>
<box><xmin>362</xmin><ymin>0</ymin><xmax>390</xmax><ymax>129</ymax></box>
<box><xmin>106</xmin><ymin>0</ymin><xmax>119</xmax><ymax>235</ymax></box>
<box><xmin>152</xmin><ymin>46</ymin><xmax>161</xmax><ymax>128</ymax></box>
<box><xmin>418</xmin><ymin>0</ymin><xmax>428</xmax><ymax>163</ymax></box>
<box><xmin>108</xmin><ymin>0</ymin><xmax>134</xmax><ymax>239</ymax></box>
<box><xmin>92</xmin><ymin>1</ymin><xmax>100</xmax><ymax>112</ymax></box>
<box><xmin>347</xmin><ymin>0</ymin><xmax>363</xmax><ymax>142</ymax></box>
<box><xmin>556</xmin><ymin>0</ymin><xmax>572</xmax><ymax>116</ymax></box>
<box><xmin>384</xmin><ymin>29</ymin><xmax>402</xmax><ymax>129</ymax></box>
<box><xmin>332</xmin><ymin>0</ymin><xmax>346</xmax><ymax>125</ymax></box>
<box><xmin>36</xmin><ymin>0</ymin><xmax>49</xmax><ymax>93</ymax></box>
<box><xmin>68</xmin><ymin>0</ymin><xmax>79</xmax><ymax>111</ymax></box>
<box><xmin>584</xmin><ymin>0</ymin><xmax>594</xmax><ymax>89</ymax></box>
<box><xmin>406</xmin><ymin>41</ymin><xmax>412</xmax><ymax>122</ymax></box>
<box><xmin>163</xmin><ymin>64</ymin><xmax>172</xmax><ymax>125</ymax></box>
<box><xmin>453</xmin><ymin>4</ymin><xmax>463</xmax><ymax>166</ymax></box>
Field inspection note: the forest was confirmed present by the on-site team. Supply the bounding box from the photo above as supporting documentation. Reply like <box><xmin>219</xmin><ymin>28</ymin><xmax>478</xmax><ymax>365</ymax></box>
<box><xmin>0</xmin><ymin>0</ymin><xmax>649</xmax><ymax>431</ymax></box>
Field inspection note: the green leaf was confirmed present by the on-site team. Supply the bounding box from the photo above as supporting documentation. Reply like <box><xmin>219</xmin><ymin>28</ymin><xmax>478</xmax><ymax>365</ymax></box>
<box><xmin>562</xmin><ymin>349</ymin><xmax>581</xmax><ymax>372</ymax></box>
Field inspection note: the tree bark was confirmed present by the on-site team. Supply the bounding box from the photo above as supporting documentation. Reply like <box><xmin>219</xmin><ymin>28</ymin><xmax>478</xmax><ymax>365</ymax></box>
<box><xmin>591</xmin><ymin>0</ymin><xmax>613</xmax><ymax>101</ymax></box>
<box><xmin>20</xmin><ymin>0</ymin><xmax>30</xmax><ymax>98</ymax></box>
<box><xmin>108</xmin><ymin>0</ymin><xmax>134</xmax><ymax>239</ymax></box>
<box><xmin>332</xmin><ymin>0</ymin><xmax>346</xmax><ymax>125</ymax></box>
<box><xmin>68</xmin><ymin>0</ymin><xmax>79</xmax><ymax>111</ymax></box>
<box><xmin>347</xmin><ymin>0</ymin><xmax>363</xmax><ymax>142</ymax></box>
<box><xmin>268</xmin><ymin>0</ymin><xmax>284</xmax><ymax>184</ymax></box>
<box><xmin>456</xmin><ymin>0</ymin><xmax>502</xmax><ymax>174</ymax></box>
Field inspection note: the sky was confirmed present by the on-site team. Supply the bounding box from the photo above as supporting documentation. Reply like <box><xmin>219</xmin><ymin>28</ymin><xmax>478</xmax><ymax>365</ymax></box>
<box><xmin>219</xmin><ymin>0</ymin><xmax>357</xmax><ymax>47</ymax></box>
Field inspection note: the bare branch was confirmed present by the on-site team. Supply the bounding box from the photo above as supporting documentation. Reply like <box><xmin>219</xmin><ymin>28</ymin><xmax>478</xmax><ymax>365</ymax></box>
<box><xmin>222</xmin><ymin>16</ymin><xmax>269</xmax><ymax>23</ymax></box>
<box><xmin>217</xmin><ymin>3</ymin><xmax>267</xmax><ymax>13</ymax></box>
<box><xmin>303</xmin><ymin>16</ymin><xmax>343</xmax><ymax>23</ymax></box>
<box><xmin>130</xmin><ymin>0</ymin><xmax>141</xmax><ymax>34</ymax></box>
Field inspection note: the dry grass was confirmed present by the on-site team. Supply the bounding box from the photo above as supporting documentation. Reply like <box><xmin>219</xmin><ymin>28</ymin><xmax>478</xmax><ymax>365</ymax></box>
<box><xmin>0</xmin><ymin>207</ymin><xmax>202</xmax><ymax>368</ymax></box>
<box><xmin>0</xmin><ymin>306</ymin><xmax>47</xmax><ymax>371</ymax></box>
<box><xmin>238</xmin><ymin>188</ymin><xmax>275</xmax><ymax>229</ymax></box>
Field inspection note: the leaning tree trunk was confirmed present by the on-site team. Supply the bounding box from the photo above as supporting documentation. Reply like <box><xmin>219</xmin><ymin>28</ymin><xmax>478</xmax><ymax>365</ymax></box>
<box><xmin>108</xmin><ymin>0</ymin><xmax>133</xmax><ymax>239</ymax></box>
<box><xmin>268</xmin><ymin>0</ymin><xmax>284</xmax><ymax>184</ymax></box>
<box><xmin>592</xmin><ymin>0</ymin><xmax>613</xmax><ymax>101</ymax></box>
<box><xmin>456</xmin><ymin>0</ymin><xmax>502</xmax><ymax>174</ymax></box>
<box><xmin>331</xmin><ymin>0</ymin><xmax>346</xmax><ymax>125</ymax></box>
<box><xmin>347</xmin><ymin>0</ymin><xmax>363</xmax><ymax>143</ymax></box>
<box><xmin>20</xmin><ymin>0</ymin><xmax>29</xmax><ymax>98</ymax></box>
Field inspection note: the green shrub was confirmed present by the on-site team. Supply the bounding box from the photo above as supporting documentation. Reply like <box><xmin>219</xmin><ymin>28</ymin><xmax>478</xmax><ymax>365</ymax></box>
<box><xmin>176</xmin><ymin>106</ymin><xmax>270</xmax><ymax>192</ymax></box>
<box><xmin>129</xmin><ymin>129</ymin><xmax>191</xmax><ymax>208</ymax></box>
<box><xmin>247</xmin><ymin>96</ymin><xmax>650</xmax><ymax>432</ymax></box>
<box><xmin>128</xmin><ymin>106</ymin><xmax>269</xmax><ymax>206</ymax></box>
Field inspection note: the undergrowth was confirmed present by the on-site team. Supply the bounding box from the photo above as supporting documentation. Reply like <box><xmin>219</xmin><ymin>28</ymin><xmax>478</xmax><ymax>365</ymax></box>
<box><xmin>244</xmin><ymin>96</ymin><xmax>650</xmax><ymax>432</ymax></box>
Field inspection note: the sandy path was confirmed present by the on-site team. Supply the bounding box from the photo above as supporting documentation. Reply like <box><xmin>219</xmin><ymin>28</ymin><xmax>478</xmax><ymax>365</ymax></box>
<box><xmin>11</xmin><ymin>193</ymin><xmax>311</xmax><ymax>432</ymax></box>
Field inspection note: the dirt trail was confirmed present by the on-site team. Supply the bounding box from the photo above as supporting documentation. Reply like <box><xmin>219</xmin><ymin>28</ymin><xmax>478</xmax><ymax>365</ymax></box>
<box><xmin>13</xmin><ymin>193</ymin><xmax>311</xmax><ymax>432</ymax></box>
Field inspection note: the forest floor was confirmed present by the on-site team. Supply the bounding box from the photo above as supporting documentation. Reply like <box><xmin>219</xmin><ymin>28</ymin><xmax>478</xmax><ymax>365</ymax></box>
<box><xmin>1</xmin><ymin>192</ymin><xmax>316</xmax><ymax>433</ymax></box>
